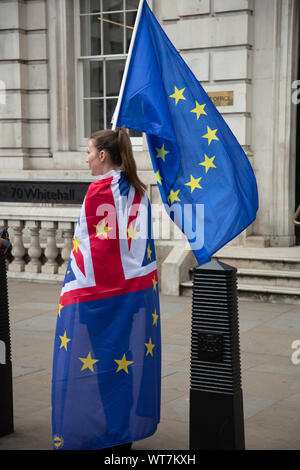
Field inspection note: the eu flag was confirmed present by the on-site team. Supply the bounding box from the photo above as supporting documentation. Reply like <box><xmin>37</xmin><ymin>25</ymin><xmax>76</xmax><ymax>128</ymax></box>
<box><xmin>116</xmin><ymin>1</ymin><xmax>258</xmax><ymax>265</ymax></box>
<box><xmin>52</xmin><ymin>170</ymin><xmax>161</xmax><ymax>449</ymax></box>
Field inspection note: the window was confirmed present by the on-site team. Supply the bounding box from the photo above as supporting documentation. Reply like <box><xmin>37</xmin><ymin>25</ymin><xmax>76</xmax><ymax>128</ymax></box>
<box><xmin>77</xmin><ymin>0</ymin><xmax>141</xmax><ymax>145</ymax></box>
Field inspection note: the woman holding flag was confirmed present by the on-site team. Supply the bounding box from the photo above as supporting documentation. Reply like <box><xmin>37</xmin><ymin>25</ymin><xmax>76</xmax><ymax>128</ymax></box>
<box><xmin>51</xmin><ymin>127</ymin><xmax>161</xmax><ymax>451</ymax></box>
<box><xmin>52</xmin><ymin>0</ymin><xmax>258</xmax><ymax>451</ymax></box>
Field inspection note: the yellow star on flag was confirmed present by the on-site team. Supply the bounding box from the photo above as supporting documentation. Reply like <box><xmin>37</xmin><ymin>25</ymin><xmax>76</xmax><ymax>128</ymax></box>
<box><xmin>199</xmin><ymin>154</ymin><xmax>216</xmax><ymax>173</ymax></box>
<box><xmin>152</xmin><ymin>309</ymin><xmax>159</xmax><ymax>326</ymax></box>
<box><xmin>168</xmin><ymin>189</ymin><xmax>181</xmax><ymax>205</ymax></box>
<box><xmin>72</xmin><ymin>235</ymin><xmax>81</xmax><ymax>253</ymax></box>
<box><xmin>53</xmin><ymin>435</ymin><xmax>64</xmax><ymax>449</ymax></box>
<box><xmin>155</xmin><ymin>169</ymin><xmax>162</xmax><ymax>185</ymax></box>
<box><xmin>58</xmin><ymin>303</ymin><xmax>64</xmax><ymax>318</ymax></box>
<box><xmin>79</xmin><ymin>352</ymin><xmax>99</xmax><ymax>372</ymax></box>
<box><xmin>202</xmin><ymin>126</ymin><xmax>219</xmax><ymax>145</ymax></box>
<box><xmin>127</xmin><ymin>222</ymin><xmax>139</xmax><ymax>241</ymax></box>
<box><xmin>152</xmin><ymin>276</ymin><xmax>158</xmax><ymax>291</ymax></box>
<box><xmin>190</xmin><ymin>101</ymin><xmax>207</xmax><ymax>120</ymax></box>
<box><xmin>155</xmin><ymin>144</ymin><xmax>169</xmax><ymax>162</ymax></box>
<box><xmin>147</xmin><ymin>243</ymin><xmax>152</xmax><ymax>260</ymax></box>
<box><xmin>59</xmin><ymin>330</ymin><xmax>71</xmax><ymax>351</ymax></box>
<box><xmin>115</xmin><ymin>353</ymin><xmax>134</xmax><ymax>374</ymax></box>
<box><xmin>169</xmin><ymin>86</ymin><xmax>186</xmax><ymax>105</ymax></box>
<box><xmin>145</xmin><ymin>337</ymin><xmax>155</xmax><ymax>356</ymax></box>
<box><xmin>185</xmin><ymin>175</ymin><xmax>203</xmax><ymax>193</ymax></box>
<box><xmin>94</xmin><ymin>219</ymin><xmax>112</xmax><ymax>239</ymax></box>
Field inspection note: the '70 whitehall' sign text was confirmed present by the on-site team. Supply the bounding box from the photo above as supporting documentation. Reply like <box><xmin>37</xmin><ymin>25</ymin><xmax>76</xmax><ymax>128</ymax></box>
<box><xmin>0</xmin><ymin>180</ymin><xmax>91</xmax><ymax>205</ymax></box>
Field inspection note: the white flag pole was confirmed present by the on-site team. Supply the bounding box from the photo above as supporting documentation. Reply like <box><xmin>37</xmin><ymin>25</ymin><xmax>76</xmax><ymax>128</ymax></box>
<box><xmin>111</xmin><ymin>0</ymin><xmax>145</xmax><ymax>130</ymax></box>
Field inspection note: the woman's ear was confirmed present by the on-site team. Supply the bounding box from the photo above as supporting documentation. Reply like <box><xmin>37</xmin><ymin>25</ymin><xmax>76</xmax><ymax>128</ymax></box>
<box><xmin>99</xmin><ymin>150</ymin><xmax>106</xmax><ymax>162</ymax></box>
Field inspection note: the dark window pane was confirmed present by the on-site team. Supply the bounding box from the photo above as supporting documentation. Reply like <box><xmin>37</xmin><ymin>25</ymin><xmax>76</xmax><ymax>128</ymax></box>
<box><xmin>125</xmin><ymin>0</ymin><xmax>139</xmax><ymax>10</ymax></box>
<box><xmin>83</xmin><ymin>61</ymin><xmax>103</xmax><ymax>98</ymax></box>
<box><xmin>106</xmin><ymin>59</ymin><xmax>125</xmax><ymax>96</ymax></box>
<box><xmin>106</xmin><ymin>98</ymin><xmax>117</xmax><ymax>128</ymax></box>
<box><xmin>102</xmin><ymin>13</ymin><xmax>124</xmax><ymax>54</ymax></box>
<box><xmin>102</xmin><ymin>0</ymin><xmax>123</xmax><ymax>11</ymax></box>
<box><xmin>80</xmin><ymin>14</ymin><xmax>101</xmax><ymax>56</ymax></box>
<box><xmin>84</xmin><ymin>99</ymin><xmax>104</xmax><ymax>137</ymax></box>
<box><xmin>80</xmin><ymin>0</ymin><xmax>100</xmax><ymax>14</ymax></box>
<box><xmin>125</xmin><ymin>11</ymin><xmax>136</xmax><ymax>51</ymax></box>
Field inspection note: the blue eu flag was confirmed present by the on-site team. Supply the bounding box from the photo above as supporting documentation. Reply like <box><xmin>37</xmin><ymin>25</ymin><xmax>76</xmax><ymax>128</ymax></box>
<box><xmin>116</xmin><ymin>1</ymin><xmax>258</xmax><ymax>265</ymax></box>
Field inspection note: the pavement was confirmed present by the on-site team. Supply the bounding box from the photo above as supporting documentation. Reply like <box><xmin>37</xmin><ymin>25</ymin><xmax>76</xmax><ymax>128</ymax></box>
<box><xmin>0</xmin><ymin>278</ymin><xmax>300</xmax><ymax>451</ymax></box>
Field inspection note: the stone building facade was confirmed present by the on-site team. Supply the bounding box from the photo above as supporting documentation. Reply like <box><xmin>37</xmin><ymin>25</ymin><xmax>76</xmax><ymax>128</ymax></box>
<box><xmin>0</xmin><ymin>0</ymin><xmax>299</xmax><ymax>296</ymax></box>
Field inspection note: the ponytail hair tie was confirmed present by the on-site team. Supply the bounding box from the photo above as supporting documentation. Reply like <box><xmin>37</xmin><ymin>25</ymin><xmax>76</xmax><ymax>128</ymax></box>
<box><xmin>117</xmin><ymin>126</ymin><xmax>126</xmax><ymax>137</ymax></box>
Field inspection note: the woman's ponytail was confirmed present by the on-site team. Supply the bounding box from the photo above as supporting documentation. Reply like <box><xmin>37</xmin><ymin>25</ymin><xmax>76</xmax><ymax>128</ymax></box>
<box><xmin>117</xmin><ymin>127</ymin><xmax>146</xmax><ymax>197</ymax></box>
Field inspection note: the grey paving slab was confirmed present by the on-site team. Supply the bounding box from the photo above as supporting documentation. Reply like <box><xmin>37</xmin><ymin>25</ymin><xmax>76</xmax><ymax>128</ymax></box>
<box><xmin>13</xmin><ymin>302</ymin><xmax>58</xmax><ymax>312</ymax></box>
<box><xmin>134</xmin><ymin>419</ymin><xmax>189</xmax><ymax>451</ymax></box>
<box><xmin>161</xmin><ymin>343</ymin><xmax>189</xmax><ymax>365</ymax></box>
<box><xmin>245</xmin><ymin>399</ymin><xmax>300</xmax><ymax>450</ymax></box>
<box><xmin>239</xmin><ymin>319</ymin><xmax>263</xmax><ymax>333</ymax></box>
<box><xmin>167</xmin><ymin>394</ymin><xmax>189</xmax><ymax>423</ymax></box>
<box><xmin>13</xmin><ymin>314</ymin><xmax>57</xmax><ymax>332</ymax></box>
<box><xmin>286</xmin><ymin>392</ymin><xmax>300</xmax><ymax>403</ymax></box>
<box><xmin>160</xmin><ymin>301</ymin><xmax>190</xmax><ymax>320</ymax></box>
<box><xmin>12</xmin><ymin>365</ymin><xmax>44</xmax><ymax>379</ymax></box>
<box><xmin>242</xmin><ymin>369</ymin><xmax>300</xmax><ymax>401</ymax></box>
<box><xmin>162</xmin><ymin>364</ymin><xmax>190</xmax><ymax>378</ymax></box>
<box><xmin>240</xmin><ymin>324</ymin><xmax>299</xmax><ymax>357</ymax></box>
<box><xmin>266</xmin><ymin>311</ymin><xmax>300</xmax><ymax>332</ymax></box>
<box><xmin>239</xmin><ymin>299</ymin><xmax>296</xmax><ymax>315</ymax></box>
<box><xmin>243</xmin><ymin>396</ymin><xmax>277</xmax><ymax>420</ymax></box>
<box><xmin>251</xmin><ymin>361</ymin><xmax>300</xmax><ymax>377</ymax></box>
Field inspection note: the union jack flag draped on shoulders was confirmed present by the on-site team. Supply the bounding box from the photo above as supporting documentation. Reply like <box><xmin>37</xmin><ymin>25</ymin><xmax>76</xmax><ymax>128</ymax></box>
<box><xmin>52</xmin><ymin>170</ymin><xmax>161</xmax><ymax>450</ymax></box>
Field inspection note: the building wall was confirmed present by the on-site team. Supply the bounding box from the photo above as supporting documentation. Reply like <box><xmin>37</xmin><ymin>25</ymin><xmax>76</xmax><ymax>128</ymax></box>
<box><xmin>0</xmin><ymin>0</ymin><xmax>49</xmax><ymax>169</ymax></box>
<box><xmin>0</xmin><ymin>0</ymin><xmax>299</xmax><ymax>249</ymax></box>
<box><xmin>251</xmin><ymin>0</ymin><xmax>299</xmax><ymax>247</ymax></box>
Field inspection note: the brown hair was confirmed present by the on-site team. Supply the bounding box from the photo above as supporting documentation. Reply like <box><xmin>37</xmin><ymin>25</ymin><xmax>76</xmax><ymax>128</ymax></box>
<box><xmin>90</xmin><ymin>127</ymin><xmax>146</xmax><ymax>196</ymax></box>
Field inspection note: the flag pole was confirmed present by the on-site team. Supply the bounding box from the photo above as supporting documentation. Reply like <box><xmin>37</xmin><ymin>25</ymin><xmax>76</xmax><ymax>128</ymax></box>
<box><xmin>111</xmin><ymin>0</ymin><xmax>145</xmax><ymax>130</ymax></box>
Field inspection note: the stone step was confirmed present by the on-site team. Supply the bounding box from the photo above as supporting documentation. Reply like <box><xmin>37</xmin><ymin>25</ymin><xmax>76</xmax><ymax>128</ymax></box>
<box><xmin>181</xmin><ymin>247</ymin><xmax>300</xmax><ymax>304</ymax></box>
<box><xmin>180</xmin><ymin>279</ymin><xmax>300</xmax><ymax>305</ymax></box>
<box><xmin>237</xmin><ymin>283</ymin><xmax>300</xmax><ymax>295</ymax></box>
<box><xmin>213</xmin><ymin>246</ymin><xmax>300</xmax><ymax>271</ymax></box>
<box><xmin>237</xmin><ymin>284</ymin><xmax>300</xmax><ymax>305</ymax></box>
<box><xmin>237</xmin><ymin>268</ymin><xmax>300</xmax><ymax>288</ymax></box>
<box><xmin>215</xmin><ymin>256</ymin><xmax>300</xmax><ymax>272</ymax></box>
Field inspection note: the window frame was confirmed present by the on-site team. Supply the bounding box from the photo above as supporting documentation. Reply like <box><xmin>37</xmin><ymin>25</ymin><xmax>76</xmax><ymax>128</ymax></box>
<box><xmin>74</xmin><ymin>0</ymin><xmax>143</xmax><ymax>150</ymax></box>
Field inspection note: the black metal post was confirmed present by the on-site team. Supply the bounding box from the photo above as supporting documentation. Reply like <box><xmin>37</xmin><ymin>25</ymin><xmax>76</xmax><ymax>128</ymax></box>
<box><xmin>189</xmin><ymin>259</ymin><xmax>245</xmax><ymax>450</ymax></box>
<box><xmin>0</xmin><ymin>229</ymin><xmax>14</xmax><ymax>437</ymax></box>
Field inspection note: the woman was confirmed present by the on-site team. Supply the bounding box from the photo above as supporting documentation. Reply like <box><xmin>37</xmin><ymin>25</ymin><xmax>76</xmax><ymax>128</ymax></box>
<box><xmin>51</xmin><ymin>127</ymin><xmax>161</xmax><ymax>451</ymax></box>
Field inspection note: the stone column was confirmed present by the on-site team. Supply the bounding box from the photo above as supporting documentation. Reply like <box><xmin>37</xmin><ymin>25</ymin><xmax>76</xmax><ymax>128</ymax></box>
<box><xmin>252</xmin><ymin>0</ymin><xmax>299</xmax><ymax>246</ymax></box>
<box><xmin>270</xmin><ymin>0</ymin><xmax>299</xmax><ymax>246</ymax></box>
<box><xmin>8</xmin><ymin>220</ymin><xmax>25</xmax><ymax>273</ymax></box>
<box><xmin>58</xmin><ymin>221</ymin><xmax>74</xmax><ymax>275</ymax></box>
<box><xmin>25</xmin><ymin>221</ymin><xmax>42</xmax><ymax>273</ymax></box>
<box><xmin>47</xmin><ymin>0</ymin><xmax>76</xmax><ymax>153</ymax></box>
<box><xmin>41</xmin><ymin>221</ymin><xmax>59</xmax><ymax>274</ymax></box>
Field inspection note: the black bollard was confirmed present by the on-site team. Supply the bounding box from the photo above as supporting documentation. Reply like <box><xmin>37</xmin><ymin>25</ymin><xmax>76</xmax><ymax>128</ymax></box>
<box><xmin>189</xmin><ymin>259</ymin><xmax>245</xmax><ymax>450</ymax></box>
<box><xmin>0</xmin><ymin>228</ymin><xmax>14</xmax><ymax>437</ymax></box>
